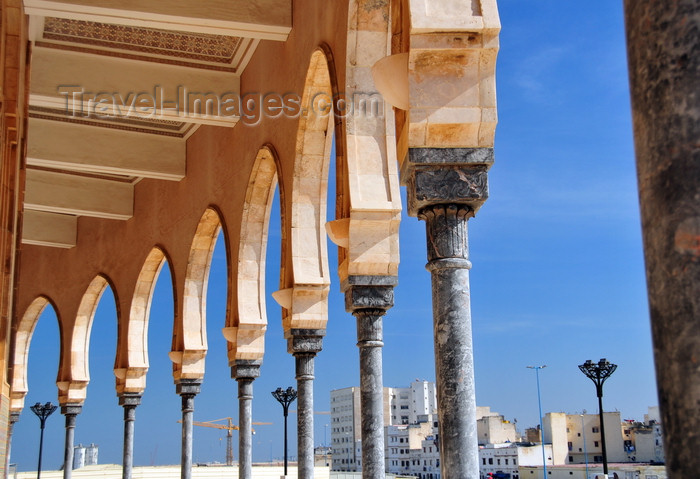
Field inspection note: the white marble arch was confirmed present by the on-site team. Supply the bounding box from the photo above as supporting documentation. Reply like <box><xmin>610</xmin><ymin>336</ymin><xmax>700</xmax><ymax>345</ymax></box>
<box><xmin>227</xmin><ymin>146</ymin><xmax>281</xmax><ymax>364</ymax></box>
<box><xmin>10</xmin><ymin>296</ymin><xmax>59</xmax><ymax>411</ymax></box>
<box><xmin>114</xmin><ymin>246</ymin><xmax>173</xmax><ymax>395</ymax></box>
<box><xmin>170</xmin><ymin>207</ymin><xmax>224</xmax><ymax>380</ymax></box>
<box><xmin>57</xmin><ymin>274</ymin><xmax>114</xmax><ymax>404</ymax></box>
<box><xmin>340</xmin><ymin>0</ymin><xmax>402</xmax><ymax>283</ymax></box>
<box><xmin>277</xmin><ymin>49</ymin><xmax>336</xmax><ymax>334</ymax></box>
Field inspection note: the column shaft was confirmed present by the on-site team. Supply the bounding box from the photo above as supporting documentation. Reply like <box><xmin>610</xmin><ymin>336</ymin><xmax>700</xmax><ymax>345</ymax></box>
<box><xmin>287</xmin><ymin>330</ymin><xmax>323</xmax><ymax>479</ymax></box>
<box><xmin>61</xmin><ymin>405</ymin><xmax>81</xmax><ymax>479</ymax></box>
<box><xmin>181</xmin><ymin>394</ymin><xmax>194</xmax><ymax>479</ymax></box>
<box><xmin>296</xmin><ymin>354</ymin><xmax>315</xmax><ymax>479</ymax></box>
<box><xmin>122</xmin><ymin>406</ymin><xmax>136</xmax><ymax>479</ymax></box>
<box><xmin>624</xmin><ymin>2</ymin><xmax>700</xmax><ymax>477</ymax></box>
<box><xmin>119</xmin><ymin>393</ymin><xmax>141</xmax><ymax>479</ymax></box>
<box><xmin>421</xmin><ymin>204</ymin><xmax>478</xmax><ymax>479</ymax></box>
<box><xmin>355</xmin><ymin>310</ymin><xmax>385</xmax><ymax>479</ymax></box>
<box><xmin>345</xmin><ymin>281</ymin><xmax>394</xmax><ymax>479</ymax></box>
<box><xmin>232</xmin><ymin>360</ymin><xmax>260</xmax><ymax>479</ymax></box>
<box><xmin>6</xmin><ymin>412</ymin><xmax>19</xmax><ymax>478</ymax></box>
<box><xmin>176</xmin><ymin>379</ymin><xmax>201</xmax><ymax>479</ymax></box>
<box><xmin>238</xmin><ymin>379</ymin><xmax>253</xmax><ymax>478</ymax></box>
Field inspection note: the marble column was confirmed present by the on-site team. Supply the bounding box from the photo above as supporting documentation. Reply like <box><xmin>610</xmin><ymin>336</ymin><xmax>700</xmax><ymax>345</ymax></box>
<box><xmin>5</xmin><ymin>411</ymin><xmax>20</xmax><ymax>477</ymax></box>
<box><xmin>176</xmin><ymin>379</ymin><xmax>202</xmax><ymax>479</ymax></box>
<box><xmin>344</xmin><ymin>277</ymin><xmax>396</xmax><ymax>479</ymax></box>
<box><xmin>119</xmin><ymin>393</ymin><xmax>141</xmax><ymax>479</ymax></box>
<box><xmin>623</xmin><ymin>2</ymin><xmax>700</xmax><ymax>477</ymax></box>
<box><xmin>232</xmin><ymin>360</ymin><xmax>261</xmax><ymax>479</ymax></box>
<box><xmin>61</xmin><ymin>404</ymin><xmax>82</xmax><ymax>479</ymax></box>
<box><xmin>402</xmin><ymin>147</ymin><xmax>493</xmax><ymax>479</ymax></box>
<box><xmin>288</xmin><ymin>330</ymin><xmax>324</xmax><ymax>479</ymax></box>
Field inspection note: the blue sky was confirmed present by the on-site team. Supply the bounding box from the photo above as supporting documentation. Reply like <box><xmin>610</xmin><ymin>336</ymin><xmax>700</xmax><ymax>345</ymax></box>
<box><xmin>11</xmin><ymin>0</ymin><xmax>658</xmax><ymax>471</ymax></box>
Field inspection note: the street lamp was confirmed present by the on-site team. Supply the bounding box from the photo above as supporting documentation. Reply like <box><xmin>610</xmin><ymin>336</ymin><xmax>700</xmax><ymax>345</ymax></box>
<box><xmin>578</xmin><ymin>358</ymin><xmax>617</xmax><ymax>479</ymax></box>
<box><xmin>271</xmin><ymin>387</ymin><xmax>297</xmax><ymax>477</ymax></box>
<box><xmin>526</xmin><ymin>365</ymin><xmax>547</xmax><ymax>479</ymax></box>
<box><xmin>30</xmin><ymin>402</ymin><xmax>57</xmax><ymax>479</ymax></box>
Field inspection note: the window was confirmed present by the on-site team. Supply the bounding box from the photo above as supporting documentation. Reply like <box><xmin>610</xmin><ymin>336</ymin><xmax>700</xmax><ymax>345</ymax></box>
<box><xmin>594</xmin><ymin>455</ymin><xmax>603</xmax><ymax>462</ymax></box>
<box><xmin>594</xmin><ymin>441</ymin><xmax>599</xmax><ymax>447</ymax></box>
<box><xmin>497</xmin><ymin>459</ymin><xmax>501</xmax><ymax>465</ymax></box>
<box><xmin>569</xmin><ymin>456</ymin><xmax>574</xmax><ymax>462</ymax></box>
<box><xmin>568</xmin><ymin>441</ymin><xmax>573</xmax><ymax>451</ymax></box>
<box><xmin>505</xmin><ymin>459</ymin><xmax>509</xmax><ymax>465</ymax></box>
<box><xmin>566</xmin><ymin>428</ymin><xmax>570</xmax><ymax>433</ymax></box>
<box><xmin>482</xmin><ymin>458</ymin><xmax>486</xmax><ymax>466</ymax></box>
<box><xmin>577</xmin><ymin>433</ymin><xmax>581</xmax><ymax>437</ymax></box>
<box><xmin>488</xmin><ymin>458</ymin><xmax>493</xmax><ymax>465</ymax></box>
<box><xmin>592</xmin><ymin>427</ymin><xmax>600</xmax><ymax>433</ymax></box>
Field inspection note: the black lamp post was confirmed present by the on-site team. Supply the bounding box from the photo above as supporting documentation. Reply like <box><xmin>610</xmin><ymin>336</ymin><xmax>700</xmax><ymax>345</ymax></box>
<box><xmin>30</xmin><ymin>402</ymin><xmax>57</xmax><ymax>479</ymax></box>
<box><xmin>271</xmin><ymin>387</ymin><xmax>297</xmax><ymax>477</ymax></box>
<box><xmin>578</xmin><ymin>358</ymin><xmax>617</xmax><ymax>478</ymax></box>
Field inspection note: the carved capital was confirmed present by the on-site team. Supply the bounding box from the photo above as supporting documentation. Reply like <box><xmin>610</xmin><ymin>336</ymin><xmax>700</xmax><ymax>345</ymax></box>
<box><xmin>355</xmin><ymin>309</ymin><xmax>385</xmax><ymax>346</ymax></box>
<box><xmin>231</xmin><ymin>359</ymin><xmax>262</xmax><ymax>380</ymax></box>
<box><xmin>419</xmin><ymin>204</ymin><xmax>473</xmax><ymax>263</ymax></box>
<box><xmin>344</xmin><ymin>285</ymin><xmax>394</xmax><ymax>313</ymax></box>
<box><xmin>402</xmin><ymin>148</ymin><xmax>493</xmax><ymax>216</ymax></box>
<box><xmin>118</xmin><ymin>392</ymin><xmax>142</xmax><ymax>408</ymax></box>
<box><xmin>61</xmin><ymin>404</ymin><xmax>82</xmax><ymax>417</ymax></box>
<box><xmin>175</xmin><ymin>378</ymin><xmax>202</xmax><ymax>397</ymax></box>
<box><xmin>295</xmin><ymin>354</ymin><xmax>315</xmax><ymax>381</ymax></box>
<box><xmin>9</xmin><ymin>411</ymin><xmax>21</xmax><ymax>425</ymax></box>
<box><xmin>287</xmin><ymin>329</ymin><xmax>325</xmax><ymax>355</ymax></box>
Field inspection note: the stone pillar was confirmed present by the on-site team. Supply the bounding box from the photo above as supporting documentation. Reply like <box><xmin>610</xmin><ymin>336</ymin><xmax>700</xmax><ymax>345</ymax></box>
<box><xmin>232</xmin><ymin>360</ymin><xmax>261</xmax><ymax>479</ymax></box>
<box><xmin>402</xmin><ymin>147</ymin><xmax>493</xmax><ymax>479</ymax></box>
<box><xmin>176</xmin><ymin>379</ymin><xmax>202</xmax><ymax>479</ymax></box>
<box><xmin>623</xmin><ymin>2</ymin><xmax>700</xmax><ymax>477</ymax></box>
<box><xmin>5</xmin><ymin>411</ymin><xmax>20</xmax><ymax>477</ymax></box>
<box><xmin>119</xmin><ymin>393</ymin><xmax>141</xmax><ymax>479</ymax></box>
<box><xmin>61</xmin><ymin>404</ymin><xmax>82</xmax><ymax>479</ymax></box>
<box><xmin>344</xmin><ymin>277</ymin><xmax>396</xmax><ymax>479</ymax></box>
<box><xmin>288</xmin><ymin>330</ymin><xmax>324</xmax><ymax>479</ymax></box>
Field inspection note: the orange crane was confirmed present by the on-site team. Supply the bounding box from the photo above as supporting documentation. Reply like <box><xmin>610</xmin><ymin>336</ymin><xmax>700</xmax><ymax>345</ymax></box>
<box><xmin>177</xmin><ymin>417</ymin><xmax>272</xmax><ymax>466</ymax></box>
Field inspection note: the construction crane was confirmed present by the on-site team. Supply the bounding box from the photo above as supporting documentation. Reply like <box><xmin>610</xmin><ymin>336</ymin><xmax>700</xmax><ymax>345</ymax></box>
<box><xmin>177</xmin><ymin>417</ymin><xmax>272</xmax><ymax>466</ymax></box>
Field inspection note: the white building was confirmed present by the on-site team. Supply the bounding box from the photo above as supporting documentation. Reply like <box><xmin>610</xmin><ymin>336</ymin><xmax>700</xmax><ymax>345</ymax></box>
<box><xmin>385</xmin><ymin>415</ymin><xmax>437</xmax><ymax>476</ymax></box>
<box><xmin>331</xmin><ymin>381</ymin><xmax>438</xmax><ymax>472</ymax></box>
<box><xmin>330</xmin><ymin>387</ymin><xmax>363</xmax><ymax>471</ymax></box>
<box><xmin>479</xmin><ymin>443</ymin><xmax>553</xmax><ymax>479</ymax></box>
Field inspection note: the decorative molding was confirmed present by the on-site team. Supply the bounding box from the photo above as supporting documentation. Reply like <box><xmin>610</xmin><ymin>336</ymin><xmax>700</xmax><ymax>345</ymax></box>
<box><xmin>43</xmin><ymin>17</ymin><xmax>242</xmax><ymax>64</ymax></box>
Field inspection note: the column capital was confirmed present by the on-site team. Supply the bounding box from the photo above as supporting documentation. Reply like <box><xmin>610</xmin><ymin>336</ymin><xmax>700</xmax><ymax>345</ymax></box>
<box><xmin>175</xmin><ymin>378</ymin><xmax>202</xmax><ymax>397</ymax></box>
<box><xmin>118</xmin><ymin>392</ymin><xmax>142</xmax><ymax>407</ymax></box>
<box><xmin>231</xmin><ymin>360</ymin><xmax>262</xmax><ymax>380</ymax></box>
<box><xmin>287</xmin><ymin>329</ymin><xmax>325</xmax><ymax>355</ymax></box>
<box><xmin>401</xmin><ymin>147</ymin><xmax>494</xmax><ymax>217</ymax></box>
<box><xmin>9</xmin><ymin>411</ymin><xmax>21</xmax><ymax>425</ymax></box>
<box><xmin>343</xmin><ymin>276</ymin><xmax>397</xmax><ymax>313</ymax></box>
<box><xmin>60</xmin><ymin>403</ymin><xmax>82</xmax><ymax>416</ymax></box>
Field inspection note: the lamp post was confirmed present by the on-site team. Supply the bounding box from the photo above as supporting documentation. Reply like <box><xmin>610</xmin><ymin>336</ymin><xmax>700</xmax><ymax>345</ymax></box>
<box><xmin>578</xmin><ymin>358</ymin><xmax>617</xmax><ymax>479</ymax></box>
<box><xmin>271</xmin><ymin>387</ymin><xmax>297</xmax><ymax>477</ymax></box>
<box><xmin>526</xmin><ymin>365</ymin><xmax>547</xmax><ymax>479</ymax></box>
<box><xmin>30</xmin><ymin>402</ymin><xmax>58</xmax><ymax>479</ymax></box>
<box><xmin>581</xmin><ymin>410</ymin><xmax>589</xmax><ymax>479</ymax></box>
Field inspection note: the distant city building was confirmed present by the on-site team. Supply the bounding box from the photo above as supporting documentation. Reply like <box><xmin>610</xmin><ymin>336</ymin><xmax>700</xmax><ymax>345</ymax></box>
<box><xmin>621</xmin><ymin>407</ymin><xmax>665</xmax><ymax>463</ymax></box>
<box><xmin>479</xmin><ymin>442</ymin><xmax>553</xmax><ymax>479</ymax></box>
<box><xmin>385</xmin><ymin>415</ymin><xmax>437</xmax><ymax>476</ymax></box>
<box><xmin>520</xmin><ymin>463</ymin><xmax>667</xmax><ymax>479</ymax></box>
<box><xmin>476</xmin><ymin>407</ymin><xmax>519</xmax><ymax>445</ymax></box>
